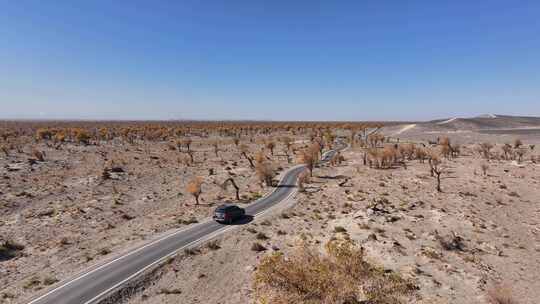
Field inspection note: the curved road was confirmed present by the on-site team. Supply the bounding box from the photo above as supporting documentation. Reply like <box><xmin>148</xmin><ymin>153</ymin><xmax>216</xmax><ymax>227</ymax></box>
<box><xmin>27</xmin><ymin>148</ymin><xmax>341</xmax><ymax>304</ymax></box>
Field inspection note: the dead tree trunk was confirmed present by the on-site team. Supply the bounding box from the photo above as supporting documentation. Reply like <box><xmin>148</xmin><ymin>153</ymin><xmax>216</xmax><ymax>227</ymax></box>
<box><xmin>222</xmin><ymin>177</ymin><xmax>240</xmax><ymax>201</ymax></box>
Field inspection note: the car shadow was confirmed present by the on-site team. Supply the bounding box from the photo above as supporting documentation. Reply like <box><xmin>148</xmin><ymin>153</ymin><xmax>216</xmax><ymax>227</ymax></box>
<box><xmin>227</xmin><ymin>214</ymin><xmax>254</xmax><ymax>225</ymax></box>
<box><xmin>275</xmin><ymin>184</ymin><xmax>296</xmax><ymax>188</ymax></box>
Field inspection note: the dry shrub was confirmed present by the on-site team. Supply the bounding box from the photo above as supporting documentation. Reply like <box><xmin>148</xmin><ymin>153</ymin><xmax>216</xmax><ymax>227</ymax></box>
<box><xmin>478</xmin><ymin>142</ymin><xmax>494</xmax><ymax>159</ymax></box>
<box><xmin>75</xmin><ymin>129</ymin><xmax>91</xmax><ymax>145</ymax></box>
<box><xmin>251</xmin><ymin>242</ymin><xmax>267</xmax><ymax>252</ymax></box>
<box><xmin>183</xmin><ymin>138</ymin><xmax>193</xmax><ymax>151</ymax></box>
<box><xmin>366</xmin><ymin>146</ymin><xmax>399</xmax><ymax>169</ymax></box>
<box><xmin>281</xmin><ymin>136</ymin><xmax>292</xmax><ymax>151</ymax></box>
<box><xmin>502</xmin><ymin>143</ymin><xmax>513</xmax><ymax>160</ymax></box>
<box><xmin>186</xmin><ymin>176</ymin><xmax>203</xmax><ymax>204</ymax></box>
<box><xmin>180</xmin><ymin>151</ymin><xmax>195</xmax><ymax>165</ymax></box>
<box><xmin>266</xmin><ymin>141</ymin><xmax>275</xmax><ymax>155</ymax></box>
<box><xmin>515</xmin><ymin>148</ymin><xmax>526</xmax><ymax>163</ymax></box>
<box><xmin>368</xmin><ymin>133</ymin><xmax>385</xmax><ymax>147</ymax></box>
<box><xmin>167</xmin><ymin>141</ymin><xmax>177</xmax><ymax>151</ymax></box>
<box><xmin>256</xmin><ymin>161</ymin><xmax>275</xmax><ymax>187</ymax></box>
<box><xmin>435</xmin><ymin>231</ymin><xmax>466</xmax><ymax>251</ymax></box>
<box><xmin>487</xmin><ymin>284</ymin><xmax>518</xmax><ymax>304</ymax></box>
<box><xmin>210</xmin><ymin>139</ymin><xmax>220</xmax><ymax>156</ymax></box>
<box><xmin>206</xmin><ymin>240</ymin><xmax>221</xmax><ymax>250</ymax></box>
<box><xmin>253</xmin><ymin>239</ymin><xmax>417</xmax><ymax>304</ymax></box>
<box><xmin>415</xmin><ymin>148</ymin><xmax>427</xmax><ymax>163</ymax></box>
<box><xmin>297</xmin><ymin>170</ymin><xmax>311</xmax><ymax>192</ymax></box>
<box><xmin>399</xmin><ymin>143</ymin><xmax>415</xmax><ymax>160</ymax></box>
<box><xmin>0</xmin><ymin>239</ymin><xmax>25</xmax><ymax>261</ymax></box>
<box><xmin>32</xmin><ymin>149</ymin><xmax>45</xmax><ymax>162</ymax></box>
<box><xmin>255</xmin><ymin>150</ymin><xmax>266</xmax><ymax>165</ymax></box>
<box><xmin>298</xmin><ymin>143</ymin><xmax>320</xmax><ymax>176</ymax></box>
<box><xmin>1</xmin><ymin>145</ymin><xmax>9</xmax><ymax>156</ymax></box>
<box><xmin>36</xmin><ymin>128</ymin><xmax>53</xmax><ymax>140</ymax></box>
<box><xmin>481</xmin><ymin>163</ymin><xmax>489</xmax><ymax>176</ymax></box>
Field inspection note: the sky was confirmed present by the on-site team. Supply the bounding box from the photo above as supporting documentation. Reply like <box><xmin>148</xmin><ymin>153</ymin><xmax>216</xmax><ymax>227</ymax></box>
<box><xmin>1</xmin><ymin>0</ymin><xmax>539</xmax><ymax>121</ymax></box>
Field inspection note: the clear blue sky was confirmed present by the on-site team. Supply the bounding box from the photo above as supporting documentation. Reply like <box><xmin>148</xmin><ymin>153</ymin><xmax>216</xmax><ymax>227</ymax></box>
<box><xmin>1</xmin><ymin>1</ymin><xmax>539</xmax><ymax>121</ymax></box>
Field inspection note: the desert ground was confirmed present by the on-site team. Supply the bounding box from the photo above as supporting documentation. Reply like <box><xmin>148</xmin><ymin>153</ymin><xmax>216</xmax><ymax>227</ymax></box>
<box><xmin>1</xmin><ymin>117</ymin><xmax>539</xmax><ymax>304</ymax></box>
<box><xmin>0</xmin><ymin>121</ymin><xmax>363</xmax><ymax>303</ymax></box>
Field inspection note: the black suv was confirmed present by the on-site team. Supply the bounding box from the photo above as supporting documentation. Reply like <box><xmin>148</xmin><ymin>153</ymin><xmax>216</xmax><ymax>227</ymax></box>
<box><xmin>213</xmin><ymin>204</ymin><xmax>245</xmax><ymax>224</ymax></box>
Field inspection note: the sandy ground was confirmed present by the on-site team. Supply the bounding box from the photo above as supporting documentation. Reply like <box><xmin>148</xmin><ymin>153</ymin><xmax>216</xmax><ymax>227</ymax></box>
<box><xmin>0</xmin><ymin>134</ymin><xmax>299</xmax><ymax>303</ymax></box>
<box><xmin>2</xmin><ymin>124</ymin><xmax>539</xmax><ymax>304</ymax></box>
<box><xmin>118</xmin><ymin>131</ymin><xmax>539</xmax><ymax>304</ymax></box>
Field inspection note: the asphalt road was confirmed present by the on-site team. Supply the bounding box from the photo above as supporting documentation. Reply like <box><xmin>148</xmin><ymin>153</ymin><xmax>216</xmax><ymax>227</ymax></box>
<box><xmin>27</xmin><ymin>148</ymin><xmax>340</xmax><ymax>304</ymax></box>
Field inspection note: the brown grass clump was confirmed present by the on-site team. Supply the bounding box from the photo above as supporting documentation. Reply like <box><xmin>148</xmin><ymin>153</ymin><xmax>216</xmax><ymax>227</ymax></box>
<box><xmin>251</xmin><ymin>242</ymin><xmax>267</xmax><ymax>252</ymax></box>
<box><xmin>253</xmin><ymin>239</ymin><xmax>417</xmax><ymax>304</ymax></box>
<box><xmin>0</xmin><ymin>239</ymin><xmax>25</xmax><ymax>261</ymax></box>
<box><xmin>206</xmin><ymin>240</ymin><xmax>221</xmax><ymax>251</ymax></box>
<box><xmin>487</xmin><ymin>284</ymin><xmax>519</xmax><ymax>304</ymax></box>
<box><xmin>186</xmin><ymin>176</ymin><xmax>203</xmax><ymax>205</ymax></box>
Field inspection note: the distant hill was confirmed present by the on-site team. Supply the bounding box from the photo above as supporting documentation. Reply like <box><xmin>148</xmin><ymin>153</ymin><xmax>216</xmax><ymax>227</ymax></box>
<box><xmin>425</xmin><ymin>114</ymin><xmax>540</xmax><ymax>130</ymax></box>
<box><xmin>383</xmin><ymin>114</ymin><xmax>540</xmax><ymax>137</ymax></box>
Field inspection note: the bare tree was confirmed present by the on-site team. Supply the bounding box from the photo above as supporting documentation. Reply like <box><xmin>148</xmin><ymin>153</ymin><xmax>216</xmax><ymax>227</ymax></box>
<box><xmin>515</xmin><ymin>148</ymin><xmax>526</xmax><ymax>163</ymax></box>
<box><xmin>502</xmin><ymin>143</ymin><xmax>513</xmax><ymax>160</ymax></box>
<box><xmin>211</xmin><ymin>139</ymin><xmax>219</xmax><ymax>157</ymax></box>
<box><xmin>266</xmin><ymin>141</ymin><xmax>275</xmax><ymax>156</ymax></box>
<box><xmin>222</xmin><ymin>177</ymin><xmax>240</xmax><ymax>200</ymax></box>
<box><xmin>183</xmin><ymin>150</ymin><xmax>195</xmax><ymax>164</ymax></box>
<box><xmin>239</xmin><ymin>144</ymin><xmax>255</xmax><ymax>168</ymax></box>
<box><xmin>429</xmin><ymin>155</ymin><xmax>445</xmax><ymax>192</ymax></box>
<box><xmin>183</xmin><ymin>138</ymin><xmax>193</xmax><ymax>151</ymax></box>
<box><xmin>478</xmin><ymin>142</ymin><xmax>493</xmax><ymax>159</ymax></box>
